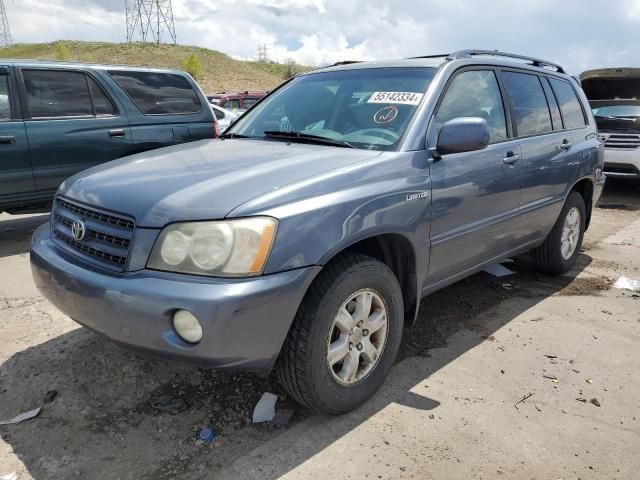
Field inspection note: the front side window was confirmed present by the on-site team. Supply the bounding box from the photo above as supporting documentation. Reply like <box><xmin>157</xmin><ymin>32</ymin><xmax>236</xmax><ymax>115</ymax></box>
<box><xmin>549</xmin><ymin>78</ymin><xmax>587</xmax><ymax>129</ymax></box>
<box><xmin>0</xmin><ymin>75</ymin><xmax>10</xmax><ymax>121</ymax></box>
<box><xmin>23</xmin><ymin>69</ymin><xmax>94</xmax><ymax>118</ymax></box>
<box><xmin>434</xmin><ymin>69</ymin><xmax>508</xmax><ymax>144</ymax></box>
<box><xmin>87</xmin><ymin>77</ymin><xmax>116</xmax><ymax>116</ymax></box>
<box><xmin>225</xmin><ymin>98</ymin><xmax>241</xmax><ymax>109</ymax></box>
<box><xmin>502</xmin><ymin>71</ymin><xmax>553</xmax><ymax>137</ymax></box>
<box><xmin>242</xmin><ymin>97</ymin><xmax>259</xmax><ymax>108</ymax></box>
<box><xmin>108</xmin><ymin>70</ymin><xmax>201</xmax><ymax>115</ymax></box>
<box><xmin>230</xmin><ymin>67</ymin><xmax>436</xmax><ymax>151</ymax></box>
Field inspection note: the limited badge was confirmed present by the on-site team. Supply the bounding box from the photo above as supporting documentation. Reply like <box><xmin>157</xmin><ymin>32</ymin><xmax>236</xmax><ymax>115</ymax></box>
<box><xmin>373</xmin><ymin>106</ymin><xmax>398</xmax><ymax>124</ymax></box>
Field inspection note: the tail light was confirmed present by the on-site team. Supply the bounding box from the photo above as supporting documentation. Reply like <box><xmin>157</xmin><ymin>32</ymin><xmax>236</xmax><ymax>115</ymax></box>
<box><xmin>212</xmin><ymin>121</ymin><xmax>220</xmax><ymax>138</ymax></box>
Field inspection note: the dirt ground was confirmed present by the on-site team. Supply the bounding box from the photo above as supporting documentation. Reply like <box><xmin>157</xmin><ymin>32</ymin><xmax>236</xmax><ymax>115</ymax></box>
<box><xmin>1</xmin><ymin>180</ymin><xmax>639</xmax><ymax>480</ymax></box>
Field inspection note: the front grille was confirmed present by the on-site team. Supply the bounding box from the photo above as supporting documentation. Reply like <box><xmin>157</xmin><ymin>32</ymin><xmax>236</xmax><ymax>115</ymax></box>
<box><xmin>603</xmin><ymin>133</ymin><xmax>640</xmax><ymax>150</ymax></box>
<box><xmin>51</xmin><ymin>196</ymin><xmax>135</xmax><ymax>272</ymax></box>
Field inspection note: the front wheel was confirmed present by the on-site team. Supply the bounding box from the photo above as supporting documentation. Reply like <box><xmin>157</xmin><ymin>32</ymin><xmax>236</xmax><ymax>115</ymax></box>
<box><xmin>276</xmin><ymin>253</ymin><xmax>404</xmax><ymax>414</ymax></box>
<box><xmin>532</xmin><ymin>191</ymin><xmax>586</xmax><ymax>275</ymax></box>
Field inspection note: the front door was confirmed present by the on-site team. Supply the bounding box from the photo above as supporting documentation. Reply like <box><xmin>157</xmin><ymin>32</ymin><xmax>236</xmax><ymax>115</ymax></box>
<box><xmin>426</xmin><ymin>68</ymin><xmax>523</xmax><ymax>284</ymax></box>
<box><xmin>19</xmin><ymin>68</ymin><xmax>132</xmax><ymax>195</ymax></box>
<box><xmin>0</xmin><ymin>66</ymin><xmax>34</xmax><ymax>205</ymax></box>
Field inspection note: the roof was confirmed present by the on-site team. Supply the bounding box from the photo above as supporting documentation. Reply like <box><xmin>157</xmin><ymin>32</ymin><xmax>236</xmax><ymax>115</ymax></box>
<box><xmin>0</xmin><ymin>58</ymin><xmax>185</xmax><ymax>74</ymax></box>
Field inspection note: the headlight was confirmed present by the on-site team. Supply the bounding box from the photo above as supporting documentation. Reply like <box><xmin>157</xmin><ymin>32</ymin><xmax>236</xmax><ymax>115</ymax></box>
<box><xmin>148</xmin><ymin>217</ymin><xmax>277</xmax><ymax>277</ymax></box>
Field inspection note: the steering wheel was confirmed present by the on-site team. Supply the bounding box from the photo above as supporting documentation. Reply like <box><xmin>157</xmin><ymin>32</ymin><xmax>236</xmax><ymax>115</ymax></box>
<box><xmin>347</xmin><ymin>128</ymin><xmax>400</xmax><ymax>143</ymax></box>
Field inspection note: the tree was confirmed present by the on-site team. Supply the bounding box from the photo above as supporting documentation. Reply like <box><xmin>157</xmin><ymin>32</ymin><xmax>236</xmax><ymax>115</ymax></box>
<box><xmin>55</xmin><ymin>41</ymin><xmax>70</xmax><ymax>61</ymax></box>
<box><xmin>282</xmin><ymin>58</ymin><xmax>301</xmax><ymax>80</ymax></box>
<box><xmin>182</xmin><ymin>53</ymin><xmax>203</xmax><ymax>79</ymax></box>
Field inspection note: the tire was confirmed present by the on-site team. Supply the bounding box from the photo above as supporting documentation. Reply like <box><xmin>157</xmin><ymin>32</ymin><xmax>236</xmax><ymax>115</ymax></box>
<box><xmin>532</xmin><ymin>191</ymin><xmax>586</xmax><ymax>275</ymax></box>
<box><xmin>276</xmin><ymin>252</ymin><xmax>404</xmax><ymax>414</ymax></box>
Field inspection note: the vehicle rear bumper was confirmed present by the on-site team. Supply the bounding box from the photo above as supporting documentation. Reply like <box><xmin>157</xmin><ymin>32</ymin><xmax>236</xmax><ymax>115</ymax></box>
<box><xmin>30</xmin><ymin>223</ymin><xmax>321</xmax><ymax>371</ymax></box>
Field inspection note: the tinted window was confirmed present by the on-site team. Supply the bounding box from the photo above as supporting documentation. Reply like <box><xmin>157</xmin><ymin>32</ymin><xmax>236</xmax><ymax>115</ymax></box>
<box><xmin>108</xmin><ymin>70</ymin><xmax>201</xmax><ymax>115</ymax></box>
<box><xmin>0</xmin><ymin>75</ymin><xmax>10</xmax><ymax>121</ymax></box>
<box><xmin>549</xmin><ymin>78</ymin><xmax>586</xmax><ymax>129</ymax></box>
<box><xmin>434</xmin><ymin>70</ymin><xmax>507</xmax><ymax>144</ymax></box>
<box><xmin>243</xmin><ymin>97</ymin><xmax>259</xmax><ymax>108</ymax></box>
<box><xmin>540</xmin><ymin>77</ymin><xmax>563</xmax><ymax>130</ymax></box>
<box><xmin>23</xmin><ymin>69</ymin><xmax>93</xmax><ymax>118</ymax></box>
<box><xmin>225</xmin><ymin>98</ymin><xmax>241</xmax><ymax>109</ymax></box>
<box><xmin>502</xmin><ymin>72</ymin><xmax>552</xmax><ymax>136</ymax></box>
<box><xmin>87</xmin><ymin>77</ymin><xmax>116</xmax><ymax>116</ymax></box>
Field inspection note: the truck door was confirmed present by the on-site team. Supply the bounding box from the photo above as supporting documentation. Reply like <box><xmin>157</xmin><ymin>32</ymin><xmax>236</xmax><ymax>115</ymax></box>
<box><xmin>0</xmin><ymin>65</ymin><xmax>34</xmax><ymax>205</ymax></box>
<box><xmin>19</xmin><ymin>67</ymin><xmax>132</xmax><ymax>195</ymax></box>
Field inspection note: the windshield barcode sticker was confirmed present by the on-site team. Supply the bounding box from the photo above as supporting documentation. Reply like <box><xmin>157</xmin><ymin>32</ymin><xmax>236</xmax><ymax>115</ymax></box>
<box><xmin>367</xmin><ymin>91</ymin><xmax>424</xmax><ymax>105</ymax></box>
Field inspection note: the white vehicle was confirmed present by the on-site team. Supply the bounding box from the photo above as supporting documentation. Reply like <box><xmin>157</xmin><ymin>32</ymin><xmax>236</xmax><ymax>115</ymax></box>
<box><xmin>210</xmin><ymin>104</ymin><xmax>239</xmax><ymax>132</ymax></box>
<box><xmin>581</xmin><ymin>68</ymin><xmax>640</xmax><ymax>180</ymax></box>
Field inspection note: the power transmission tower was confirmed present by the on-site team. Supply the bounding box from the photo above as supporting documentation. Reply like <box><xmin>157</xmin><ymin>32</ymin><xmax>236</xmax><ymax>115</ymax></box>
<box><xmin>0</xmin><ymin>0</ymin><xmax>11</xmax><ymax>47</ymax></box>
<box><xmin>257</xmin><ymin>44</ymin><xmax>268</xmax><ymax>62</ymax></box>
<box><xmin>125</xmin><ymin>0</ymin><xmax>176</xmax><ymax>45</ymax></box>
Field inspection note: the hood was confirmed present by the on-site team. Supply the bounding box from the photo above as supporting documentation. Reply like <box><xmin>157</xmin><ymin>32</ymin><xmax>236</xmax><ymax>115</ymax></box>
<box><xmin>580</xmin><ymin>68</ymin><xmax>640</xmax><ymax>100</ymax></box>
<box><xmin>60</xmin><ymin>139</ymin><xmax>381</xmax><ymax>227</ymax></box>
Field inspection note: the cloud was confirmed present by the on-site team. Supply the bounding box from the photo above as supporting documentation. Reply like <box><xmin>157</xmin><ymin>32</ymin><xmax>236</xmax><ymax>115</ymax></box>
<box><xmin>6</xmin><ymin>0</ymin><xmax>640</xmax><ymax>72</ymax></box>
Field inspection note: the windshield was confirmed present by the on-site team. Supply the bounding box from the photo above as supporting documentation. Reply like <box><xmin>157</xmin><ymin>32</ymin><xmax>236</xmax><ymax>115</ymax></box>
<box><xmin>591</xmin><ymin>103</ymin><xmax>640</xmax><ymax>118</ymax></box>
<box><xmin>228</xmin><ymin>67</ymin><xmax>436</xmax><ymax>151</ymax></box>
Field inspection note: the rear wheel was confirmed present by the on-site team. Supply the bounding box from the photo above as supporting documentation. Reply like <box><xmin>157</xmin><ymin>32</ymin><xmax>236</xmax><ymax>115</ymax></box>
<box><xmin>276</xmin><ymin>253</ymin><xmax>403</xmax><ymax>414</ymax></box>
<box><xmin>532</xmin><ymin>191</ymin><xmax>586</xmax><ymax>275</ymax></box>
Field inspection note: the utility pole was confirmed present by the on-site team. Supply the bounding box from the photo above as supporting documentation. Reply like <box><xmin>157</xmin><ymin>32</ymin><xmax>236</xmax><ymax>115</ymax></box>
<box><xmin>0</xmin><ymin>0</ymin><xmax>11</xmax><ymax>47</ymax></box>
<box><xmin>125</xmin><ymin>0</ymin><xmax>176</xmax><ymax>45</ymax></box>
<box><xmin>257</xmin><ymin>43</ymin><xmax>268</xmax><ymax>62</ymax></box>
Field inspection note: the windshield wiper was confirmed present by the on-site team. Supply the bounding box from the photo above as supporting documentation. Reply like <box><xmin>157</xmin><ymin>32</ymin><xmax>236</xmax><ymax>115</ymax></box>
<box><xmin>219</xmin><ymin>132</ymin><xmax>253</xmax><ymax>139</ymax></box>
<box><xmin>595</xmin><ymin>115</ymin><xmax>637</xmax><ymax>121</ymax></box>
<box><xmin>263</xmin><ymin>131</ymin><xmax>355</xmax><ymax>148</ymax></box>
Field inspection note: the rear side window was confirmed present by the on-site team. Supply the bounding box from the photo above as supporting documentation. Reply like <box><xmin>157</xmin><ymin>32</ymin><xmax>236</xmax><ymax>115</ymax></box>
<box><xmin>108</xmin><ymin>70</ymin><xmax>201</xmax><ymax>115</ymax></box>
<box><xmin>549</xmin><ymin>78</ymin><xmax>586</xmax><ymax>129</ymax></box>
<box><xmin>540</xmin><ymin>77</ymin><xmax>563</xmax><ymax>130</ymax></box>
<box><xmin>434</xmin><ymin>70</ymin><xmax>508</xmax><ymax>144</ymax></box>
<box><xmin>502</xmin><ymin>71</ymin><xmax>552</xmax><ymax>137</ymax></box>
<box><xmin>23</xmin><ymin>69</ymin><xmax>94</xmax><ymax>118</ymax></box>
<box><xmin>213</xmin><ymin>108</ymin><xmax>225</xmax><ymax>120</ymax></box>
<box><xmin>0</xmin><ymin>75</ymin><xmax>10</xmax><ymax>121</ymax></box>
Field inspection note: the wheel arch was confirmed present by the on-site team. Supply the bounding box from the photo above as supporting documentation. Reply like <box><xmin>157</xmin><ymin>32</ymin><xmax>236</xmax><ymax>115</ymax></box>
<box><xmin>319</xmin><ymin>232</ymin><xmax>420</xmax><ymax>327</ymax></box>
<box><xmin>570</xmin><ymin>177</ymin><xmax>595</xmax><ymax>230</ymax></box>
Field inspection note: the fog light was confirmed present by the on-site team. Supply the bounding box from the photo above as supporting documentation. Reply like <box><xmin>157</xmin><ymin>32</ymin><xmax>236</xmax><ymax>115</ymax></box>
<box><xmin>173</xmin><ymin>310</ymin><xmax>203</xmax><ymax>343</ymax></box>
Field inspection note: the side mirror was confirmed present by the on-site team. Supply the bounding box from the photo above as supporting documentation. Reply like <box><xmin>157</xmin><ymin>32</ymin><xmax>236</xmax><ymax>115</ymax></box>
<box><xmin>435</xmin><ymin>117</ymin><xmax>490</xmax><ymax>156</ymax></box>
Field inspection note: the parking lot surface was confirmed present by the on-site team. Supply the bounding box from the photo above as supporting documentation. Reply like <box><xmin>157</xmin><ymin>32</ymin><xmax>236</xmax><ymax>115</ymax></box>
<box><xmin>1</xmin><ymin>181</ymin><xmax>639</xmax><ymax>480</ymax></box>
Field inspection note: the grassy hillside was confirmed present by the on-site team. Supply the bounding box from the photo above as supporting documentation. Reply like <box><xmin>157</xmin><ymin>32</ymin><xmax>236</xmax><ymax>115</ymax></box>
<box><xmin>0</xmin><ymin>41</ymin><xmax>303</xmax><ymax>94</ymax></box>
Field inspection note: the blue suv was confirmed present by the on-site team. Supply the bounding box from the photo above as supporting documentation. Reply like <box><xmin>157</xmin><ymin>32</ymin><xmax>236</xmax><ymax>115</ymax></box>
<box><xmin>31</xmin><ymin>51</ymin><xmax>605</xmax><ymax>414</ymax></box>
<box><xmin>0</xmin><ymin>60</ymin><xmax>216</xmax><ymax>214</ymax></box>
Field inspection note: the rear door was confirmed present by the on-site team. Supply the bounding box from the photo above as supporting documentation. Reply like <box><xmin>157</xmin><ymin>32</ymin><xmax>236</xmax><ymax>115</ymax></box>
<box><xmin>500</xmin><ymin>70</ymin><xmax>585</xmax><ymax>243</ymax></box>
<box><xmin>0</xmin><ymin>65</ymin><xmax>34</xmax><ymax>203</ymax></box>
<box><xmin>427</xmin><ymin>68</ymin><xmax>523</xmax><ymax>284</ymax></box>
<box><xmin>19</xmin><ymin>67</ymin><xmax>132</xmax><ymax>194</ymax></box>
<box><xmin>106</xmin><ymin>70</ymin><xmax>214</xmax><ymax>148</ymax></box>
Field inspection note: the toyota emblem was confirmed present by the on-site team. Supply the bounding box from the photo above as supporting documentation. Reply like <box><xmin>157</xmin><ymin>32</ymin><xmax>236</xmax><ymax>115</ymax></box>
<box><xmin>71</xmin><ymin>220</ymin><xmax>86</xmax><ymax>241</ymax></box>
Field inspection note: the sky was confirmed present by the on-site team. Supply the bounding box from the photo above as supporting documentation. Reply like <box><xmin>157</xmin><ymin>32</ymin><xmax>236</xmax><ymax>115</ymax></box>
<box><xmin>6</xmin><ymin>0</ymin><xmax>640</xmax><ymax>73</ymax></box>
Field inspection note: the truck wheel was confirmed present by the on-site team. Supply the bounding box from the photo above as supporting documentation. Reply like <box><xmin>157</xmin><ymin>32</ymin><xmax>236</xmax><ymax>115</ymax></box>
<box><xmin>532</xmin><ymin>191</ymin><xmax>586</xmax><ymax>275</ymax></box>
<box><xmin>276</xmin><ymin>253</ymin><xmax>403</xmax><ymax>414</ymax></box>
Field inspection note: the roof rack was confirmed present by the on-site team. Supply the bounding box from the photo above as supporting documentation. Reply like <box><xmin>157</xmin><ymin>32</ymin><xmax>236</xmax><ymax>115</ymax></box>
<box><xmin>412</xmin><ymin>50</ymin><xmax>565</xmax><ymax>74</ymax></box>
<box><xmin>452</xmin><ymin>50</ymin><xmax>565</xmax><ymax>73</ymax></box>
<box><xmin>330</xmin><ymin>60</ymin><xmax>362</xmax><ymax>67</ymax></box>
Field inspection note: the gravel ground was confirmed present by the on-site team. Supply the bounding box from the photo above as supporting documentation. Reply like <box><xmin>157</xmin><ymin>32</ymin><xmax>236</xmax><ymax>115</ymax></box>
<box><xmin>1</xmin><ymin>179</ymin><xmax>639</xmax><ymax>479</ymax></box>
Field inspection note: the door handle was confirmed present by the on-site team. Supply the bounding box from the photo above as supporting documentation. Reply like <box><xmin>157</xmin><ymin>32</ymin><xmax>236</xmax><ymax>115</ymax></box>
<box><xmin>503</xmin><ymin>151</ymin><xmax>520</xmax><ymax>165</ymax></box>
<box><xmin>109</xmin><ymin>129</ymin><xmax>126</xmax><ymax>138</ymax></box>
<box><xmin>0</xmin><ymin>135</ymin><xmax>16</xmax><ymax>145</ymax></box>
<box><xmin>560</xmin><ymin>140</ymin><xmax>572</xmax><ymax>151</ymax></box>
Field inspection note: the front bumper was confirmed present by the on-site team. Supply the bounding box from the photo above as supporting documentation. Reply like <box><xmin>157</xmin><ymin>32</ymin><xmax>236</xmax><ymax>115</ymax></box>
<box><xmin>30</xmin><ymin>223</ymin><xmax>321</xmax><ymax>371</ymax></box>
<box><xmin>603</xmin><ymin>148</ymin><xmax>640</xmax><ymax>179</ymax></box>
